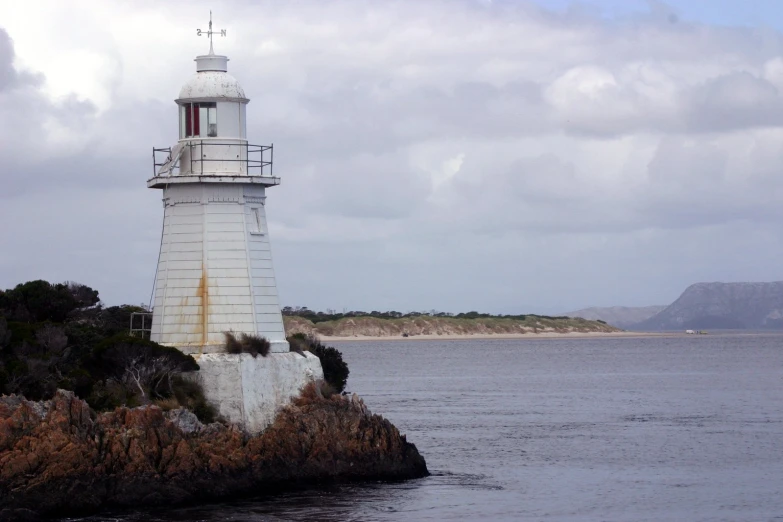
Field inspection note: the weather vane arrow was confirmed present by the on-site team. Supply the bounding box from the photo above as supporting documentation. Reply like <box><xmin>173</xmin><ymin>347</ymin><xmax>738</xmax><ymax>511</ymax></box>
<box><xmin>196</xmin><ymin>11</ymin><xmax>226</xmax><ymax>54</ymax></box>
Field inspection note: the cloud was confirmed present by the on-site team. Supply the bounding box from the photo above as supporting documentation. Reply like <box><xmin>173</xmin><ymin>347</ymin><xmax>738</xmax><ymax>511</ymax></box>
<box><xmin>2</xmin><ymin>1</ymin><xmax>783</xmax><ymax>312</ymax></box>
<box><xmin>0</xmin><ymin>29</ymin><xmax>17</xmax><ymax>90</ymax></box>
<box><xmin>685</xmin><ymin>71</ymin><xmax>783</xmax><ymax>131</ymax></box>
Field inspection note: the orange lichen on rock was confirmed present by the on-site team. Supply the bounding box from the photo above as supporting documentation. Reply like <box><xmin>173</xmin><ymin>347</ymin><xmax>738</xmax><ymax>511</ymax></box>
<box><xmin>0</xmin><ymin>385</ymin><xmax>427</xmax><ymax>519</ymax></box>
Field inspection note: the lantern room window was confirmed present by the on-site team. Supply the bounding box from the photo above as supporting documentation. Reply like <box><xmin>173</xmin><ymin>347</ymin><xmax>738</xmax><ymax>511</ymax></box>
<box><xmin>180</xmin><ymin>102</ymin><xmax>217</xmax><ymax>138</ymax></box>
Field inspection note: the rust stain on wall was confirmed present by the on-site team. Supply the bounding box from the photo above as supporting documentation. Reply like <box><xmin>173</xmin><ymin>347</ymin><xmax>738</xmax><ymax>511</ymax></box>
<box><xmin>196</xmin><ymin>265</ymin><xmax>209</xmax><ymax>352</ymax></box>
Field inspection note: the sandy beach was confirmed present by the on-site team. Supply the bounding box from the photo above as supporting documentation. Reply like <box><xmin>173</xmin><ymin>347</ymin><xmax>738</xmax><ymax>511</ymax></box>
<box><xmin>321</xmin><ymin>331</ymin><xmax>675</xmax><ymax>342</ymax></box>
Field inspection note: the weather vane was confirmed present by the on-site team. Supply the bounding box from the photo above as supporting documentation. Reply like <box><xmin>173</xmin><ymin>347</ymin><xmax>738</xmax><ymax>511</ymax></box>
<box><xmin>196</xmin><ymin>11</ymin><xmax>226</xmax><ymax>54</ymax></box>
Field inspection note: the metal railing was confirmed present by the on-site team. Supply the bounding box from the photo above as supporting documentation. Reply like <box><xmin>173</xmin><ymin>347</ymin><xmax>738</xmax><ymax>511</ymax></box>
<box><xmin>130</xmin><ymin>312</ymin><xmax>153</xmax><ymax>340</ymax></box>
<box><xmin>152</xmin><ymin>141</ymin><xmax>274</xmax><ymax>177</ymax></box>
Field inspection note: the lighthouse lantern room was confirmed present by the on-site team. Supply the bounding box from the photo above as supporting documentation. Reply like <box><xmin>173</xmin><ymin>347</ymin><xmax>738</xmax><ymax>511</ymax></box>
<box><xmin>148</xmin><ymin>17</ymin><xmax>287</xmax><ymax>354</ymax></box>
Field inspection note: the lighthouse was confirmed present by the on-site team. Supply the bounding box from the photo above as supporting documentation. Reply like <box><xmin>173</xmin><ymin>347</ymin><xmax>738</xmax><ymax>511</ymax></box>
<box><xmin>148</xmin><ymin>18</ymin><xmax>287</xmax><ymax>353</ymax></box>
<box><xmin>146</xmin><ymin>16</ymin><xmax>322</xmax><ymax>432</ymax></box>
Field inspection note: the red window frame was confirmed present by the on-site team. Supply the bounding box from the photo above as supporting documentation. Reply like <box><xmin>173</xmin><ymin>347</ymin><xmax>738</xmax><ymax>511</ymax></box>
<box><xmin>184</xmin><ymin>104</ymin><xmax>200</xmax><ymax>137</ymax></box>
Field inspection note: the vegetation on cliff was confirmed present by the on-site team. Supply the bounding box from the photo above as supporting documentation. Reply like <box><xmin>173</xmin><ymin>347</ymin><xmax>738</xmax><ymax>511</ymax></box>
<box><xmin>284</xmin><ymin>311</ymin><xmax>620</xmax><ymax>338</ymax></box>
<box><xmin>0</xmin><ymin>385</ymin><xmax>428</xmax><ymax>519</ymax></box>
<box><xmin>0</xmin><ymin>279</ymin><xmax>353</xmax><ymax>422</ymax></box>
<box><xmin>288</xmin><ymin>333</ymin><xmax>350</xmax><ymax>393</ymax></box>
<box><xmin>223</xmin><ymin>331</ymin><xmax>272</xmax><ymax>357</ymax></box>
<box><xmin>0</xmin><ymin>280</ymin><xmax>214</xmax><ymax>422</ymax></box>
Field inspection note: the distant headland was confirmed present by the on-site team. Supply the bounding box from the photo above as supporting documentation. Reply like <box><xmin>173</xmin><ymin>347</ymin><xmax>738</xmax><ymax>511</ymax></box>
<box><xmin>282</xmin><ymin>308</ymin><xmax>621</xmax><ymax>339</ymax></box>
<box><xmin>567</xmin><ymin>281</ymin><xmax>783</xmax><ymax>331</ymax></box>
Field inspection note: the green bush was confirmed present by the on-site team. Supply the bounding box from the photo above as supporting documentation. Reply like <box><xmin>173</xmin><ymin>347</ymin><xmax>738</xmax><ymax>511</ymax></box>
<box><xmin>83</xmin><ymin>337</ymin><xmax>209</xmax><ymax>416</ymax></box>
<box><xmin>288</xmin><ymin>334</ymin><xmax>307</xmax><ymax>355</ymax></box>
<box><xmin>89</xmin><ymin>335</ymin><xmax>200</xmax><ymax>399</ymax></box>
<box><xmin>87</xmin><ymin>379</ymin><xmax>131</xmax><ymax>411</ymax></box>
<box><xmin>313</xmin><ymin>344</ymin><xmax>349</xmax><ymax>393</ymax></box>
<box><xmin>0</xmin><ymin>280</ymin><xmax>98</xmax><ymax>323</ymax></box>
<box><xmin>287</xmin><ymin>333</ymin><xmax>349</xmax><ymax>393</ymax></box>
<box><xmin>0</xmin><ymin>279</ymin><xmax>217</xmax><ymax>424</ymax></box>
<box><xmin>96</xmin><ymin>305</ymin><xmax>149</xmax><ymax>337</ymax></box>
<box><xmin>7</xmin><ymin>321</ymin><xmax>37</xmax><ymax>346</ymax></box>
<box><xmin>171</xmin><ymin>376</ymin><xmax>218</xmax><ymax>423</ymax></box>
<box><xmin>0</xmin><ymin>317</ymin><xmax>10</xmax><ymax>349</ymax></box>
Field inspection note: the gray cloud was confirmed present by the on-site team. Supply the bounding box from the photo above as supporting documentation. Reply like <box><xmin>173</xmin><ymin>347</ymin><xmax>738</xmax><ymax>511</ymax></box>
<box><xmin>2</xmin><ymin>2</ymin><xmax>783</xmax><ymax>313</ymax></box>
<box><xmin>686</xmin><ymin>71</ymin><xmax>783</xmax><ymax>131</ymax></box>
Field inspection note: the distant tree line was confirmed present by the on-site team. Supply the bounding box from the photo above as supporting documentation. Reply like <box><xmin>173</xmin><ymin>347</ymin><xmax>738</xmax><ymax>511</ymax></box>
<box><xmin>282</xmin><ymin>306</ymin><xmax>571</xmax><ymax>323</ymax></box>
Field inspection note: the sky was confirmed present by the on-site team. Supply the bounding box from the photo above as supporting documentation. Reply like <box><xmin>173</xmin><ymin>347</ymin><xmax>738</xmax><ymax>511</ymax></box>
<box><xmin>1</xmin><ymin>0</ymin><xmax>783</xmax><ymax>315</ymax></box>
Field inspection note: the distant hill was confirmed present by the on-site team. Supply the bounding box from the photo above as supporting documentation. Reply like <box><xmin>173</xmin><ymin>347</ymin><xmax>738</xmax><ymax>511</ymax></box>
<box><xmin>632</xmin><ymin>281</ymin><xmax>783</xmax><ymax>331</ymax></box>
<box><xmin>284</xmin><ymin>315</ymin><xmax>620</xmax><ymax>338</ymax></box>
<box><xmin>564</xmin><ymin>306</ymin><xmax>667</xmax><ymax>329</ymax></box>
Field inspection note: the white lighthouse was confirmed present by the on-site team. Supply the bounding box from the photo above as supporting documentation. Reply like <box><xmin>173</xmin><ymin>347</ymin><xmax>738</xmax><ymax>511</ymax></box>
<box><xmin>147</xmin><ymin>17</ymin><xmax>322</xmax><ymax>432</ymax></box>
<box><xmin>149</xmin><ymin>21</ymin><xmax>287</xmax><ymax>353</ymax></box>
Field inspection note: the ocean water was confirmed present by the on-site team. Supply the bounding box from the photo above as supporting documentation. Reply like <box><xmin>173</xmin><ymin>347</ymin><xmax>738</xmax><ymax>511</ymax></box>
<box><xmin>68</xmin><ymin>334</ymin><xmax>783</xmax><ymax>521</ymax></box>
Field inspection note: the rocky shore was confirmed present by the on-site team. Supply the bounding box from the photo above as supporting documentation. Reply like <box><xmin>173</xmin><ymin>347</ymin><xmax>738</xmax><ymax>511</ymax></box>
<box><xmin>0</xmin><ymin>385</ymin><xmax>427</xmax><ymax>520</ymax></box>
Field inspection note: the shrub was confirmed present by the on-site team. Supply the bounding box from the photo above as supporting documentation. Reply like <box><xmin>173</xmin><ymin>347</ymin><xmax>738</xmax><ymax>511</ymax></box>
<box><xmin>153</xmin><ymin>397</ymin><xmax>180</xmax><ymax>411</ymax></box>
<box><xmin>286</xmin><ymin>333</ymin><xmax>349</xmax><ymax>393</ymax></box>
<box><xmin>65</xmin><ymin>281</ymin><xmax>100</xmax><ymax>309</ymax></box>
<box><xmin>241</xmin><ymin>333</ymin><xmax>270</xmax><ymax>357</ymax></box>
<box><xmin>89</xmin><ymin>335</ymin><xmax>200</xmax><ymax>404</ymax></box>
<box><xmin>0</xmin><ymin>280</ymin><xmax>95</xmax><ymax>323</ymax></box>
<box><xmin>223</xmin><ymin>331</ymin><xmax>270</xmax><ymax>357</ymax></box>
<box><xmin>0</xmin><ymin>317</ymin><xmax>10</xmax><ymax>350</ymax></box>
<box><xmin>224</xmin><ymin>331</ymin><xmax>243</xmax><ymax>354</ymax></box>
<box><xmin>319</xmin><ymin>380</ymin><xmax>338</xmax><ymax>398</ymax></box>
<box><xmin>288</xmin><ymin>334</ymin><xmax>307</xmax><ymax>356</ymax></box>
<box><xmin>7</xmin><ymin>321</ymin><xmax>36</xmax><ymax>347</ymax></box>
<box><xmin>84</xmin><ymin>340</ymin><xmax>215</xmax><ymax>422</ymax></box>
<box><xmin>63</xmin><ymin>367</ymin><xmax>94</xmax><ymax>399</ymax></box>
<box><xmin>314</xmin><ymin>344</ymin><xmax>349</xmax><ymax>393</ymax></box>
<box><xmin>0</xmin><ymin>279</ymin><xmax>217</xmax><ymax>423</ymax></box>
<box><xmin>95</xmin><ymin>305</ymin><xmax>149</xmax><ymax>337</ymax></box>
<box><xmin>292</xmin><ymin>380</ymin><xmax>339</xmax><ymax>403</ymax></box>
<box><xmin>171</xmin><ymin>376</ymin><xmax>218</xmax><ymax>423</ymax></box>
<box><xmin>293</xmin><ymin>380</ymin><xmax>321</xmax><ymax>406</ymax></box>
<box><xmin>87</xmin><ymin>379</ymin><xmax>132</xmax><ymax>411</ymax></box>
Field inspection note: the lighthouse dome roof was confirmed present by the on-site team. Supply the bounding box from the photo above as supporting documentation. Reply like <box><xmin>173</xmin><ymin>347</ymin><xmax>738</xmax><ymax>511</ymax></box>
<box><xmin>177</xmin><ymin>54</ymin><xmax>248</xmax><ymax>102</ymax></box>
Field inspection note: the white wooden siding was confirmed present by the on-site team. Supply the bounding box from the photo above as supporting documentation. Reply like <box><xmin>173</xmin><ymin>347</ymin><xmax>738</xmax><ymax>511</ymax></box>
<box><xmin>150</xmin><ymin>183</ymin><xmax>286</xmax><ymax>348</ymax></box>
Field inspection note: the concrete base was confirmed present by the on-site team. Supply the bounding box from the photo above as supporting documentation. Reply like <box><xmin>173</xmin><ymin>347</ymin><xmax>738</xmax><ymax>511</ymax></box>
<box><xmin>190</xmin><ymin>351</ymin><xmax>324</xmax><ymax>434</ymax></box>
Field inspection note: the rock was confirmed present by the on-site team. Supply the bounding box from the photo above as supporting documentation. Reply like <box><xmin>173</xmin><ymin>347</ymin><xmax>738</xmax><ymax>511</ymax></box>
<box><xmin>165</xmin><ymin>408</ymin><xmax>204</xmax><ymax>434</ymax></box>
<box><xmin>0</xmin><ymin>395</ymin><xmax>24</xmax><ymax>413</ymax></box>
<box><xmin>0</xmin><ymin>386</ymin><xmax>427</xmax><ymax>519</ymax></box>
